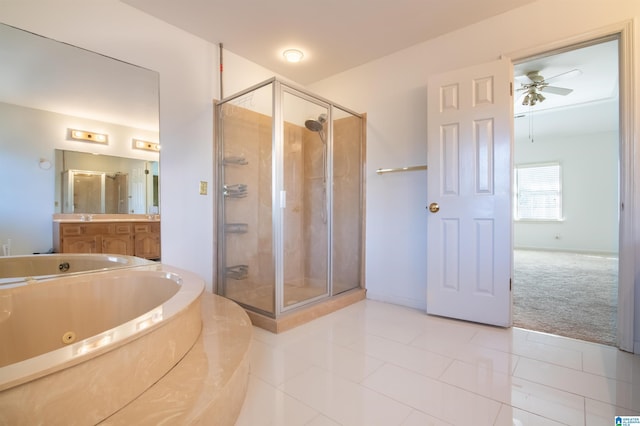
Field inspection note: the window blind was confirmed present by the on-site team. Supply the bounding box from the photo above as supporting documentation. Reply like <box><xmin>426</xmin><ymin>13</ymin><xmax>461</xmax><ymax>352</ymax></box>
<box><xmin>515</xmin><ymin>163</ymin><xmax>561</xmax><ymax>220</ymax></box>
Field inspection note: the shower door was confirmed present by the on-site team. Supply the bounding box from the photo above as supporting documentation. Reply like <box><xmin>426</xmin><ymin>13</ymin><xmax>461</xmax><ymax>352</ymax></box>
<box><xmin>218</xmin><ymin>82</ymin><xmax>276</xmax><ymax>316</ymax></box>
<box><xmin>281</xmin><ymin>89</ymin><xmax>330</xmax><ymax>310</ymax></box>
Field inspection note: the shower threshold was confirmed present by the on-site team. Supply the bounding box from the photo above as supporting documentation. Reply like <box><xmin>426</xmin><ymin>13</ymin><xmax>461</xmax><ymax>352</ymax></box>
<box><xmin>244</xmin><ymin>288</ymin><xmax>366</xmax><ymax>333</ymax></box>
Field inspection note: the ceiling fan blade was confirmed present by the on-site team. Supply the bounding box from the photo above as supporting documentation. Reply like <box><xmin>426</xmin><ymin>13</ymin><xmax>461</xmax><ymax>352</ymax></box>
<box><xmin>544</xmin><ymin>68</ymin><xmax>582</xmax><ymax>84</ymax></box>
<box><xmin>540</xmin><ymin>85</ymin><xmax>573</xmax><ymax>95</ymax></box>
<box><xmin>515</xmin><ymin>74</ymin><xmax>534</xmax><ymax>84</ymax></box>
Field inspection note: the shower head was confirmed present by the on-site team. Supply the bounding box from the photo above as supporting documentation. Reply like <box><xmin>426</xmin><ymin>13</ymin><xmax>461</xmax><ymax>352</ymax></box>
<box><xmin>304</xmin><ymin>113</ymin><xmax>327</xmax><ymax>132</ymax></box>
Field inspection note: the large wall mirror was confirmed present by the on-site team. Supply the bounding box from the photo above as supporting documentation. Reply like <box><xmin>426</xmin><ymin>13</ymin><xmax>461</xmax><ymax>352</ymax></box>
<box><xmin>0</xmin><ymin>23</ymin><xmax>160</xmax><ymax>255</ymax></box>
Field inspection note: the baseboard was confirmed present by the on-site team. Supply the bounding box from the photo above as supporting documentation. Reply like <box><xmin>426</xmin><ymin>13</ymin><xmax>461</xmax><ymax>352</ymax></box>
<box><xmin>514</xmin><ymin>247</ymin><xmax>618</xmax><ymax>257</ymax></box>
<box><xmin>365</xmin><ymin>291</ymin><xmax>426</xmax><ymax>311</ymax></box>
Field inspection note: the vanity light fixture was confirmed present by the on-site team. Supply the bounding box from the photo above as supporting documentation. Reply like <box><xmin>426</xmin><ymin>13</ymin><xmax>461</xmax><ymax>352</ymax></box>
<box><xmin>283</xmin><ymin>49</ymin><xmax>304</xmax><ymax>63</ymax></box>
<box><xmin>68</xmin><ymin>128</ymin><xmax>108</xmax><ymax>144</ymax></box>
<box><xmin>132</xmin><ymin>139</ymin><xmax>160</xmax><ymax>152</ymax></box>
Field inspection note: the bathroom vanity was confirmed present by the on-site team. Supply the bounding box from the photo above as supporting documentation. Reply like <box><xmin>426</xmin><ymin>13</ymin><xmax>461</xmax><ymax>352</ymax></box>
<box><xmin>53</xmin><ymin>214</ymin><xmax>161</xmax><ymax>260</ymax></box>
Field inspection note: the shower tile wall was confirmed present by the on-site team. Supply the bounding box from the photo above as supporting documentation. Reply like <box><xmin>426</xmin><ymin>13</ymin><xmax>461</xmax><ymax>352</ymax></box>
<box><xmin>221</xmin><ymin>105</ymin><xmax>274</xmax><ymax>313</ymax></box>
<box><xmin>300</xmin><ymin>124</ymin><xmax>327</xmax><ymax>291</ymax></box>
<box><xmin>283</xmin><ymin>122</ymin><xmax>306</xmax><ymax>288</ymax></box>
<box><xmin>332</xmin><ymin>115</ymin><xmax>362</xmax><ymax>294</ymax></box>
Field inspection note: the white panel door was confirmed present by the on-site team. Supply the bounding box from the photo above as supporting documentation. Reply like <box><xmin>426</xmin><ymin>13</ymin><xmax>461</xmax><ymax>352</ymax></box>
<box><xmin>426</xmin><ymin>58</ymin><xmax>513</xmax><ymax>327</ymax></box>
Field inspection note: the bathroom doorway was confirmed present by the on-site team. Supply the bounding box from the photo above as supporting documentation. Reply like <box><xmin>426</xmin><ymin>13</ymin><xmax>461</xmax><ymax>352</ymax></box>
<box><xmin>512</xmin><ymin>37</ymin><xmax>620</xmax><ymax>346</ymax></box>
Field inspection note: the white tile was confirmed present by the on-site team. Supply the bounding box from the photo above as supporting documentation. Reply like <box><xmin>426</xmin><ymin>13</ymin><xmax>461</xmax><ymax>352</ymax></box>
<box><xmin>251</xmin><ymin>324</ymin><xmax>313</xmax><ymax>348</ymax></box>
<box><xmin>412</xmin><ymin>329</ymin><xmax>519</xmax><ymax>375</ymax></box>
<box><xmin>585</xmin><ymin>398</ymin><xmax>640</xmax><ymax>425</ymax></box>
<box><xmin>509</xmin><ymin>377</ymin><xmax>585</xmax><ymax>425</ymax></box>
<box><xmin>362</xmin><ymin>363</ymin><xmax>502</xmax><ymax>425</ymax></box>
<box><xmin>512</xmin><ymin>339</ymin><xmax>582</xmax><ymax>370</ymax></box>
<box><xmin>249</xmin><ymin>338</ymin><xmax>315</xmax><ymax>387</ymax></box>
<box><xmin>494</xmin><ymin>404</ymin><xmax>567</xmax><ymax>426</ymax></box>
<box><xmin>440</xmin><ymin>359</ymin><xmax>585</xmax><ymax>425</ymax></box>
<box><xmin>440</xmin><ymin>359</ymin><xmax>513</xmax><ymax>404</ymax></box>
<box><xmin>459</xmin><ymin>345</ymin><xmax>520</xmax><ymax>375</ymax></box>
<box><xmin>305</xmin><ymin>414</ymin><xmax>342</xmax><ymax>426</ymax></box>
<box><xmin>281</xmin><ymin>365</ymin><xmax>413</xmax><ymax>426</ymax></box>
<box><xmin>469</xmin><ymin>326</ymin><xmax>530</xmax><ymax>353</ymax></box>
<box><xmin>410</xmin><ymin>316</ymin><xmax>480</xmax><ymax>351</ymax></box>
<box><xmin>237</xmin><ymin>300</ymin><xmax>640</xmax><ymax>426</ymax></box>
<box><xmin>514</xmin><ymin>357</ymin><xmax>640</xmax><ymax>410</ymax></box>
<box><xmin>280</xmin><ymin>334</ymin><xmax>385</xmax><ymax>383</ymax></box>
<box><xmin>582</xmin><ymin>345</ymin><xmax>640</xmax><ymax>382</ymax></box>
<box><xmin>346</xmin><ymin>333</ymin><xmax>453</xmax><ymax>379</ymax></box>
<box><xmin>473</xmin><ymin>327</ymin><xmax>583</xmax><ymax>370</ymax></box>
<box><xmin>235</xmin><ymin>376</ymin><xmax>318</xmax><ymax>426</ymax></box>
<box><xmin>524</xmin><ymin>328</ymin><xmax>609</xmax><ymax>353</ymax></box>
<box><xmin>314</xmin><ymin>321</ymin><xmax>370</xmax><ymax>348</ymax></box>
<box><xmin>401</xmin><ymin>410</ymin><xmax>453</xmax><ymax>426</ymax></box>
<box><xmin>363</xmin><ymin>315</ymin><xmax>426</xmax><ymax>345</ymax></box>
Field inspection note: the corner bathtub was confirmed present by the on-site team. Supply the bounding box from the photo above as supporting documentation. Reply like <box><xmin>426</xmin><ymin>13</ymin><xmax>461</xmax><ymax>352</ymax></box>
<box><xmin>0</xmin><ymin>253</ymin><xmax>155</xmax><ymax>286</ymax></box>
<box><xmin>0</xmin><ymin>264</ymin><xmax>204</xmax><ymax>425</ymax></box>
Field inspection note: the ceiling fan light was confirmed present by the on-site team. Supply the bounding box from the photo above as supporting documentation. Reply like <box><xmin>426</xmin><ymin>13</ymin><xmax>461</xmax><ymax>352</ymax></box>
<box><xmin>522</xmin><ymin>94</ymin><xmax>530</xmax><ymax>106</ymax></box>
<box><xmin>537</xmin><ymin>93</ymin><xmax>545</xmax><ymax>102</ymax></box>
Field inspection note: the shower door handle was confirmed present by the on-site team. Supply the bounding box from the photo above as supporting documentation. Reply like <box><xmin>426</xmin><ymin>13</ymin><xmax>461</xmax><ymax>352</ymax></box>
<box><xmin>428</xmin><ymin>203</ymin><xmax>439</xmax><ymax>213</ymax></box>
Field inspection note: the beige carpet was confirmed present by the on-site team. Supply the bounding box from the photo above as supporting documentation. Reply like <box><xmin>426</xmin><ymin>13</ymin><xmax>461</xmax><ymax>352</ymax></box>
<box><xmin>513</xmin><ymin>249</ymin><xmax>618</xmax><ymax>346</ymax></box>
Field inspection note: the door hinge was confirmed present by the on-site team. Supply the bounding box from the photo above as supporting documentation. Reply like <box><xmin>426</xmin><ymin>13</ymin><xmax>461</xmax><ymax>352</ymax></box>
<box><xmin>510</xmin><ymin>278</ymin><xmax>512</xmax><ymax>291</ymax></box>
<box><xmin>510</xmin><ymin>82</ymin><xmax>513</xmax><ymax>97</ymax></box>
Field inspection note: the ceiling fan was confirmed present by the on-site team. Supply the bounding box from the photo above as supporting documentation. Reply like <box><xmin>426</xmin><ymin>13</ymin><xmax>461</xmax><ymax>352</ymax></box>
<box><xmin>516</xmin><ymin>69</ymin><xmax>582</xmax><ymax>106</ymax></box>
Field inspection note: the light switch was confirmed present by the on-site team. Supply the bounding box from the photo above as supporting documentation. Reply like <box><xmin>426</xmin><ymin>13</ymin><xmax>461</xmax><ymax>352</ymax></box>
<box><xmin>199</xmin><ymin>181</ymin><xmax>208</xmax><ymax>195</ymax></box>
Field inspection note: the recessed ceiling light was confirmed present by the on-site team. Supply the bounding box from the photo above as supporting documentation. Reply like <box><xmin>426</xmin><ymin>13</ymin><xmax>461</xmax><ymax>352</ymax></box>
<box><xmin>283</xmin><ymin>49</ymin><xmax>304</xmax><ymax>63</ymax></box>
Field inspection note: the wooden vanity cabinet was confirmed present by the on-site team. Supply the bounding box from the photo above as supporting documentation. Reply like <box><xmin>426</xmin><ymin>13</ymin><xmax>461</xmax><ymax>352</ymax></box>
<box><xmin>133</xmin><ymin>223</ymin><xmax>161</xmax><ymax>260</ymax></box>
<box><xmin>54</xmin><ymin>221</ymin><xmax>160</xmax><ymax>259</ymax></box>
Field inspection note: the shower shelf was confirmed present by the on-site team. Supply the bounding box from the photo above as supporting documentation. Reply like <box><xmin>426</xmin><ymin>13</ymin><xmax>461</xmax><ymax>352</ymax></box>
<box><xmin>223</xmin><ymin>183</ymin><xmax>248</xmax><ymax>198</ymax></box>
<box><xmin>225</xmin><ymin>223</ymin><xmax>249</xmax><ymax>234</ymax></box>
<box><xmin>226</xmin><ymin>264</ymin><xmax>248</xmax><ymax>280</ymax></box>
<box><xmin>223</xmin><ymin>156</ymin><xmax>248</xmax><ymax>166</ymax></box>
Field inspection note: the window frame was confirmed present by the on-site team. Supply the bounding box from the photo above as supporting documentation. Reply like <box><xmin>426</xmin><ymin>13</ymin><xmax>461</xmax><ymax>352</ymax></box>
<box><xmin>514</xmin><ymin>162</ymin><xmax>563</xmax><ymax>222</ymax></box>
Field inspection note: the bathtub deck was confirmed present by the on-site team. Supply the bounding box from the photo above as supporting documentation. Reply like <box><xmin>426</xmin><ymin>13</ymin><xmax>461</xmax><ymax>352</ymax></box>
<box><xmin>101</xmin><ymin>293</ymin><xmax>252</xmax><ymax>425</ymax></box>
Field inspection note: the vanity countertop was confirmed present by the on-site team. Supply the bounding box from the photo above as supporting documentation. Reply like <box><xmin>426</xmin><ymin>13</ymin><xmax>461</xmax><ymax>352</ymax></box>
<box><xmin>53</xmin><ymin>214</ymin><xmax>160</xmax><ymax>223</ymax></box>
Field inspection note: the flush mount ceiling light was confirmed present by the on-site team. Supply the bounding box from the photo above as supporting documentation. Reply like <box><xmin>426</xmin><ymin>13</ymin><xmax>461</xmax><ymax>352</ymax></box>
<box><xmin>68</xmin><ymin>128</ymin><xmax>108</xmax><ymax>144</ymax></box>
<box><xmin>283</xmin><ymin>49</ymin><xmax>304</xmax><ymax>63</ymax></box>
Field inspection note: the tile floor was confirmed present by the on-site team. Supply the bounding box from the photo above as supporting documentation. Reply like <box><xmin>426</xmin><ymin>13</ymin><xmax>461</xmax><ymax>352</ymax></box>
<box><xmin>235</xmin><ymin>300</ymin><xmax>640</xmax><ymax>426</ymax></box>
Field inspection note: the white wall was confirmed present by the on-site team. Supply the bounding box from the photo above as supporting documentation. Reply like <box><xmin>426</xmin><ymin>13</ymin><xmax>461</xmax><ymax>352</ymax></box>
<box><xmin>310</xmin><ymin>0</ymin><xmax>640</xmax><ymax>345</ymax></box>
<box><xmin>514</xmin><ymin>127</ymin><xmax>619</xmax><ymax>254</ymax></box>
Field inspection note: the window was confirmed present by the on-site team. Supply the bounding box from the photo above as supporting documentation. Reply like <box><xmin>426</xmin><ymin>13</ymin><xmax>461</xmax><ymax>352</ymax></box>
<box><xmin>515</xmin><ymin>163</ymin><xmax>562</xmax><ymax>220</ymax></box>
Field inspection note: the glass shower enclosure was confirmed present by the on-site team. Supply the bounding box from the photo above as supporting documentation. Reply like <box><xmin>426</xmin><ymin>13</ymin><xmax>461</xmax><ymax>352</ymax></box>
<box><xmin>216</xmin><ymin>78</ymin><xmax>365</xmax><ymax>319</ymax></box>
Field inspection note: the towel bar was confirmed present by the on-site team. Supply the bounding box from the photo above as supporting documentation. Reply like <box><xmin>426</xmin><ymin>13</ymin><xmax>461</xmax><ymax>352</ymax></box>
<box><xmin>376</xmin><ymin>165</ymin><xmax>427</xmax><ymax>175</ymax></box>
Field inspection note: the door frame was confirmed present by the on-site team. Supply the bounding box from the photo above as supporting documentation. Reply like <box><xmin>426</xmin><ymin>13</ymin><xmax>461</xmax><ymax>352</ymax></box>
<box><xmin>507</xmin><ymin>21</ymin><xmax>635</xmax><ymax>352</ymax></box>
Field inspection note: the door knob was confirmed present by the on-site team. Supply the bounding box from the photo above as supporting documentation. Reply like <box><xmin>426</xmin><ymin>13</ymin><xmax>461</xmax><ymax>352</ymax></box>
<box><xmin>428</xmin><ymin>202</ymin><xmax>439</xmax><ymax>213</ymax></box>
